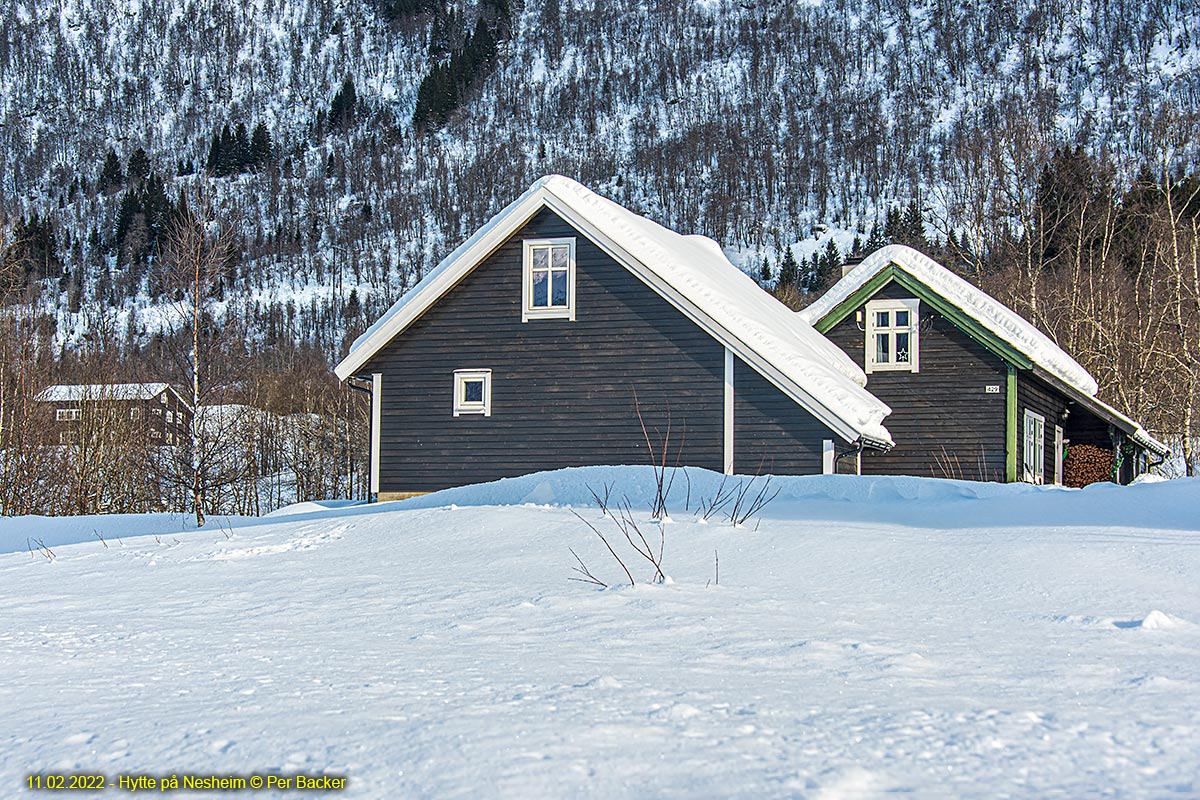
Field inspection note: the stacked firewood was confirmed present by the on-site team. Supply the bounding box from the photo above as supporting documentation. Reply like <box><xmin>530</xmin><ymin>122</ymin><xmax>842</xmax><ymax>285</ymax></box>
<box><xmin>1063</xmin><ymin>444</ymin><xmax>1114</xmax><ymax>488</ymax></box>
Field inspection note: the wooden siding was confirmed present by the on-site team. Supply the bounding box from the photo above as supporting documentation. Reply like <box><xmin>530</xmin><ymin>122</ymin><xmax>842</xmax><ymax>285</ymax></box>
<box><xmin>732</xmin><ymin>355</ymin><xmax>825</xmax><ymax>475</ymax></box>
<box><xmin>1018</xmin><ymin>372</ymin><xmax>1136</xmax><ymax>484</ymax></box>
<box><xmin>823</xmin><ymin>281</ymin><xmax>1008</xmax><ymax>481</ymax></box>
<box><xmin>39</xmin><ymin>388</ymin><xmax>192</xmax><ymax>445</ymax></box>
<box><xmin>361</xmin><ymin>208</ymin><xmax>727</xmax><ymax>493</ymax></box>
<box><xmin>1016</xmin><ymin>373</ymin><xmax>1069</xmax><ymax>483</ymax></box>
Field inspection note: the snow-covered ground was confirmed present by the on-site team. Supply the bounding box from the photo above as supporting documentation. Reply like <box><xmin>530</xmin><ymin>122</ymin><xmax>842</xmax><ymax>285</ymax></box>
<box><xmin>2</xmin><ymin>467</ymin><xmax>1198</xmax><ymax>797</ymax></box>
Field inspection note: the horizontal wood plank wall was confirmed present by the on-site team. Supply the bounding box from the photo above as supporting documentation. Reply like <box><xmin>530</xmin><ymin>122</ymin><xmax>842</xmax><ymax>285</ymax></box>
<box><xmin>1019</xmin><ymin>373</ymin><xmax>1123</xmax><ymax>481</ymax></box>
<box><xmin>824</xmin><ymin>281</ymin><xmax>1008</xmax><ymax>481</ymax></box>
<box><xmin>363</xmin><ymin>208</ymin><xmax>725</xmax><ymax>493</ymax></box>
<box><xmin>1017</xmin><ymin>373</ymin><xmax>1069</xmax><ymax>482</ymax></box>
<box><xmin>732</xmin><ymin>355</ymin><xmax>826</xmax><ymax>475</ymax></box>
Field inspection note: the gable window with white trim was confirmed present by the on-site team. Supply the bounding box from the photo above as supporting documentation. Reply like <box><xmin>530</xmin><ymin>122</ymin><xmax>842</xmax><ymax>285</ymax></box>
<box><xmin>1023</xmin><ymin>409</ymin><xmax>1045</xmax><ymax>484</ymax></box>
<box><xmin>864</xmin><ymin>298</ymin><xmax>920</xmax><ymax>373</ymax></box>
<box><xmin>56</xmin><ymin>408</ymin><xmax>80</xmax><ymax>421</ymax></box>
<box><xmin>453</xmin><ymin>369</ymin><xmax>492</xmax><ymax>417</ymax></box>
<box><xmin>522</xmin><ymin>238</ymin><xmax>575</xmax><ymax>321</ymax></box>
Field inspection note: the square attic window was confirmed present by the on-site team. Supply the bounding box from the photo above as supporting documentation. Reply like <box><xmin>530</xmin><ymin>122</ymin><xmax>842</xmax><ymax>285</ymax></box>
<box><xmin>453</xmin><ymin>369</ymin><xmax>492</xmax><ymax>417</ymax></box>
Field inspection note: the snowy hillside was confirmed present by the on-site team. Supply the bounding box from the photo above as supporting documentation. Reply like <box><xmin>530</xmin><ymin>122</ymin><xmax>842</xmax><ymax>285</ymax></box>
<box><xmin>3</xmin><ymin>0</ymin><xmax>1199</xmax><ymax>358</ymax></box>
<box><xmin>3</xmin><ymin>468</ymin><xmax>1198</xmax><ymax>796</ymax></box>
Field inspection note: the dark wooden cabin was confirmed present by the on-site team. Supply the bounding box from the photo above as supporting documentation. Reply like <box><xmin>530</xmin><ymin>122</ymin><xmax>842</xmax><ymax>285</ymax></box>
<box><xmin>799</xmin><ymin>245</ymin><xmax>1169</xmax><ymax>485</ymax></box>
<box><xmin>34</xmin><ymin>382</ymin><xmax>193</xmax><ymax>446</ymax></box>
<box><xmin>336</xmin><ymin>176</ymin><xmax>894</xmax><ymax>500</ymax></box>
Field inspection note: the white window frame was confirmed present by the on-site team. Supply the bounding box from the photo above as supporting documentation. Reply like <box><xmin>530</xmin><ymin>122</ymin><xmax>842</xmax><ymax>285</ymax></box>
<box><xmin>1023</xmin><ymin>409</ymin><xmax>1046</xmax><ymax>485</ymax></box>
<box><xmin>864</xmin><ymin>298</ymin><xmax>920</xmax><ymax>374</ymax></box>
<box><xmin>56</xmin><ymin>408</ymin><xmax>80</xmax><ymax>421</ymax></box>
<box><xmin>453</xmin><ymin>369</ymin><xmax>492</xmax><ymax>417</ymax></box>
<box><xmin>522</xmin><ymin>238</ymin><xmax>576</xmax><ymax>322</ymax></box>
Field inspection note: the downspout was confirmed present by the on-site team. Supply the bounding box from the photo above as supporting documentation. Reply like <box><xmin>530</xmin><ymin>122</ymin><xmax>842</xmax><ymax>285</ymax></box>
<box><xmin>346</xmin><ymin>377</ymin><xmax>372</xmax><ymax>395</ymax></box>
<box><xmin>835</xmin><ymin>439</ymin><xmax>867</xmax><ymax>474</ymax></box>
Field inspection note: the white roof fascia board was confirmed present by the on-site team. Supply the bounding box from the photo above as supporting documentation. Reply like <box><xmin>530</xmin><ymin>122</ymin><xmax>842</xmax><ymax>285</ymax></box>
<box><xmin>334</xmin><ymin>186</ymin><xmax>550</xmax><ymax>381</ymax></box>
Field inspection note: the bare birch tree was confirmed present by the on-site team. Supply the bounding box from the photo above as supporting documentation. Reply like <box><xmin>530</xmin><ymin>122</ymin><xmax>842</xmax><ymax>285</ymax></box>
<box><xmin>157</xmin><ymin>192</ymin><xmax>242</xmax><ymax>525</ymax></box>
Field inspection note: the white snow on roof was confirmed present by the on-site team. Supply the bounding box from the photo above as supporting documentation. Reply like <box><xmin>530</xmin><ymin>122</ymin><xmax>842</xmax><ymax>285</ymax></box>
<box><xmin>340</xmin><ymin>175</ymin><xmax>892</xmax><ymax>444</ymax></box>
<box><xmin>798</xmin><ymin>244</ymin><xmax>1100</xmax><ymax>397</ymax></box>
<box><xmin>35</xmin><ymin>383</ymin><xmax>171</xmax><ymax>403</ymax></box>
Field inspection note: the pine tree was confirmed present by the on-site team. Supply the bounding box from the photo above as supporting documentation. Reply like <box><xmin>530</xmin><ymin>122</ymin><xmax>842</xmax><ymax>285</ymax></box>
<box><xmin>865</xmin><ymin>222</ymin><xmax>887</xmax><ymax>253</ymax></box>
<box><xmin>234</xmin><ymin>122</ymin><xmax>251</xmax><ymax>171</ymax></box>
<box><xmin>883</xmin><ymin>206</ymin><xmax>903</xmax><ymax>243</ymax></box>
<box><xmin>812</xmin><ymin>239</ymin><xmax>842</xmax><ymax>292</ymax></box>
<box><xmin>115</xmin><ymin>190</ymin><xmax>144</xmax><ymax>266</ymax></box>
<box><xmin>126</xmin><ymin>147</ymin><xmax>151</xmax><ymax>188</ymax></box>
<box><xmin>470</xmin><ymin>17</ymin><xmax>497</xmax><ymax>72</ymax></box>
<box><xmin>344</xmin><ymin>288</ymin><xmax>362</xmax><ymax>321</ymax></box>
<box><xmin>99</xmin><ymin>149</ymin><xmax>124</xmax><ymax>194</ymax></box>
<box><xmin>250</xmin><ymin>123</ymin><xmax>273</xmax><ymax>170</ymax></box>
<box><xmin>798</xmin><ymin>255</ymin><xmax>812</xmax><ymax>291</ymax></box>
<box><xmin>428</xmin><ymin>6</ymin><xmax>454</xmax><ymax>62</ymax></box>
<box><xmin>217</xmin><ymin>124</ymin><xmax>237</xmax><ymax>176</ymax></box>
<box><xmin>778</xmin><ymin>246</ymin><xmax>799</xmax><ymax>289</ymax></box>
<box><xmin>759</xmin><ymin>256</ymin><xmax>771</xmax><ymax>286</ymax></box>
<box><xmin>329</xmin><ymin>77</ymin><xmax>357</xmax><ymax>132</ymax></box>
<box><xmin>899</xmin><ymin>198</ymin><xmax>926</xmax><ymax>249</ymax></box>
<box><xmin>141</xmin><ymin>171</ymin><xmax>170</xmax><ymax>243</ymax></box>
<box><xmin>205</xmin><ymin>132</ymin><xmax>222</xmax><ymax>175</ymax></box>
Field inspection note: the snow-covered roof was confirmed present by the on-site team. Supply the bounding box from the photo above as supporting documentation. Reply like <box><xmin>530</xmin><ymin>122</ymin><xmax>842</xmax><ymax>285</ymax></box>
<box><xmin>798</xmin><ymin>244</ymin><xmax>1100</xmax><ymax>396</ymax></box>
<box><xmin>336</xmin><ymin>175</ymin><xmax>893</xmax><ymax>446</ymax></box>
<box><xmin>1031</xmin><ymin>371</ymin><xmax>1170</xmax><ymax>456</ymax></box>
<box><xmin>35</xmin><ymin>383</ymin><xmax>173</xmax><ymax>403</ymax></box>
<box><xmin>799</xmin><ymin>245</ymin><xmax>1169</xmax><ymax>456</ymax></box>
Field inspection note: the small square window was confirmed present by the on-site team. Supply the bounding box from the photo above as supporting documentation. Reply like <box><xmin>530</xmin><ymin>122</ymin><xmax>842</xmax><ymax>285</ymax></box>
<box><xmin>453</xmin><ymin>369</ymin><xmax>492</xmax><ymax>417</ymax></box>
<box><xmin>523</xmin><ymin>238</ymin><xmax>576</xmax><ymax>321</ymax></box>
